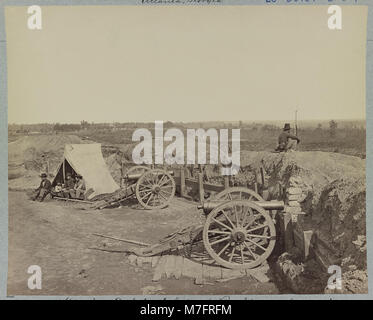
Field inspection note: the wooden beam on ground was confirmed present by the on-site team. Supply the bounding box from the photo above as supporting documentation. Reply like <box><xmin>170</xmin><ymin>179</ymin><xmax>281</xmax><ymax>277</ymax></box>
<box><xmin>54</xmin><ymin>196</ymin><xmax>92</xmax><ymax>204</ymax></box>
<box><xmin>92</xmin><ymin>233</ymin><xmax>150</xmax><ymax>246</ymax></box>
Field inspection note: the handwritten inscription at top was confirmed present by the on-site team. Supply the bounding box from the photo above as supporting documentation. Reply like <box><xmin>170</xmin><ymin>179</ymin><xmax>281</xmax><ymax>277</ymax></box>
<box><xmin>142</xmin><ymin>0</ymin><xmax>222</xmax><ymax>4</ymax></box>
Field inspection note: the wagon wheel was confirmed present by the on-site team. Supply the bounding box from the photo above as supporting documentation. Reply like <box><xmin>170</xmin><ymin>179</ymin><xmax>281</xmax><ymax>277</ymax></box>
<box><xmin>135</xmin><ymin>169</ymin><xmax>176</xmax><ymax>209</ymax></box>
<box><xmin>203</xmin><ymin>200</ymin><xmax>276</xmax><ymax>269</ymax></box>
<box><xmin>213</xmin><ymin>186</ymin><xmax>264</xmax><ymax>202</ymax></box>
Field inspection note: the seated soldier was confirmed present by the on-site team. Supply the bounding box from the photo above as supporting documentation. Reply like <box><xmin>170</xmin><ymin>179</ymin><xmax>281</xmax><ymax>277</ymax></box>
<box><xmin>70</xmin><ymin>174</ymin><xmax>86</xmax><ymax>199</ymax></box>
<box><xmin>51</xmin><ymin>183</ymin><xmax>63</xmax><ymax>198</ymax></box>
<box><xmin>62</xmin><ymin>173</ymin><xmax>75</xmax><ymax>198</ymax></box>
<box><xmin>275</xmin><ymin>123</ymin><xmax>300</xmax><ymax>152</ymax></box>
<box><xmin>32</xmin><ymin>173</ymin><xmax>52</xmax><ymax>202</ymax></box>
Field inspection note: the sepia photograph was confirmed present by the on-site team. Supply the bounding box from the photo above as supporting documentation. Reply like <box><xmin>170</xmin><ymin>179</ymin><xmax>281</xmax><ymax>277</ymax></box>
<box><xmin>4</xmin><ymin>4</ymin><xmax>368</xmax><ymax>296</ymax></box>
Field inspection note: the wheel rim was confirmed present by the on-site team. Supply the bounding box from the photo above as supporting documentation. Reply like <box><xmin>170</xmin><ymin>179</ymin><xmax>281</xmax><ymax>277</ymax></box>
<box><xmin>203</xmin><ymin>200</ymin><xmax>276</xmax><ymax>269</ymax></box>
<box><xmin>136</xmin><ymin>169</ymin><xmax>176</xmax><ymax>209</ymax></box>
<box><xmin>213</xmin><ymin>187</ymin><xmax>264</xmax><ymax>202</ymax></box>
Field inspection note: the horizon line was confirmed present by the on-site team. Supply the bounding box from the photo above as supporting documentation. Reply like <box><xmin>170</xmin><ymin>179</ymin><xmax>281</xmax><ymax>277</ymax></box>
<box><xmin>7</xmin><ymin>118</ymin><xmax>367</xmax><ymax>125</ymax></box>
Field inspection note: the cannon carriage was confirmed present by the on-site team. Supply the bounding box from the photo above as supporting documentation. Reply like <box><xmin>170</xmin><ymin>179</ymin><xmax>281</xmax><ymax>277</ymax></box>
<box><xmin>92</xmin><ymin>166</ymin><xmax>176</xmax><ymax>210</ymax></box>
<box><xmin>130</xmin><ymin>185</ymin><xmax>285</xmax><ymax>270</ymax></box>
<box><xmin>91</xmin><ymin>165</ymin><xmax>285</xmax><ymax>270</ymax></box>
<box><xmin>197</xmin><ymin>187</ymin><xmax>284</xmax><ymax>269</ymax></box>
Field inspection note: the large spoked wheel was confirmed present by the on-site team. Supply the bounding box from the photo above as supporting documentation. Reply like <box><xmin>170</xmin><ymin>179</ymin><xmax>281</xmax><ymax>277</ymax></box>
<box><xmin>135</xmin><ymin>169</ymin><xmax>176</xmax><ymax>209</ymax></box>
<box><xmin>213</xmin><ymin>186</ymin><xmax>264</xmax><ymax>202</ymax></box>
<box><xmin>203</xmin><ymin>200</ymin><xmax>276</xmax><ymax>269</ymax></box>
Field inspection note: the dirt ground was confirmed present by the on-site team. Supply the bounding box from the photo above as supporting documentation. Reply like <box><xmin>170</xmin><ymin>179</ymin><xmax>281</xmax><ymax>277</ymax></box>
<box><xmin>7</xmin><ymin>191</ymin><xmax>281</xmax><ymax>296</ymax></box>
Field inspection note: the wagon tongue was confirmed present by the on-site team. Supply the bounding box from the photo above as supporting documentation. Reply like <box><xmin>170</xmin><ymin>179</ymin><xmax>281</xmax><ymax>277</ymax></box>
<box><xmin>130</xmin><ymin>225</ymin><xmax>203</xmax><ymax>257</ymax></box>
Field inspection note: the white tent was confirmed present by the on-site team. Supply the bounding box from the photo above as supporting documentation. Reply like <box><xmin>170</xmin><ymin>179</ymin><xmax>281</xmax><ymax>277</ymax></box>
<box><xmin>53</xmin><ymin>144</ymin><xmax>119</xmax><ymax>199</ymax></box>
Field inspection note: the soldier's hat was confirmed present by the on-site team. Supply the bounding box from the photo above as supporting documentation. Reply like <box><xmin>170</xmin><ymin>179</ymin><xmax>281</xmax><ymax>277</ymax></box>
<box><xmin>40</xmin><ymin>173</ymin><xmax>47</xmax><ymax>178</ymax></box>
<box><xmin>283</xmin><ymin>123</ymin><xmax>291</xmax><ymax>131</ymax></box>
<box><xmin>76</xmin><ymin>174</ymin><xmax>82</xmax><ymax>179</ymax></box>
<box><xmin>66</xmin><ymin>172</ymin><xmax>72</xmax><ymax>177</ymax></box>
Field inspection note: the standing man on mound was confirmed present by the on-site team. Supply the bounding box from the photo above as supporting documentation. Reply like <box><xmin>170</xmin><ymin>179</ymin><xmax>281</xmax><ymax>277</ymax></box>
<box><xmin>275</xmin><ymin>123</ymin><xmax>300</xmax><ymax>152</ymax></box>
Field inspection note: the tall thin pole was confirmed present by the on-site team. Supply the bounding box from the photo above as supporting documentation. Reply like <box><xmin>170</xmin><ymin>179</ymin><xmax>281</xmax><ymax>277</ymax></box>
<box><xmin>295</xmin><ymin>109</ymin><xmax>298</xmax><ymax>136</ymax></box>
<box><xmin>62</xmin><ymin>159</ymin><xmax>66</xmax><ymax>182</ymax></box>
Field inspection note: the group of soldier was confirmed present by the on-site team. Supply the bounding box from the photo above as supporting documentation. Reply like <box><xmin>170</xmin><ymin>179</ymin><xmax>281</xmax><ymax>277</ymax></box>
<box><xmin>31</xmin><ymin>172</ymin><xmax>86</xmax><ymax>202</ymax></box>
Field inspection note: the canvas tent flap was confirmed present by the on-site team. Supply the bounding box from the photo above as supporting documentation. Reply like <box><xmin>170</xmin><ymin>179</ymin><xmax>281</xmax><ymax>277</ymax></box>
<box><xmin>54</xmin><ymin>143</ymin><xmax>119</xmax><ymax>199</ymax></box>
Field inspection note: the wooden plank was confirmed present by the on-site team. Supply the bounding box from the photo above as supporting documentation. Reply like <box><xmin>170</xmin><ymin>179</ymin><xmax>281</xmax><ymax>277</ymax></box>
<box><xmin>260</xmin><ymin>167</ymin><xmax>265</xmax><ymax>186</ymax></box>
<box><xmin>248</xmin><ymin>269</ymin><xmax>270</xmax><ymax>283</ymax></box>
<box><xmin>142</xmin><ymin>256</ymin><xmax>153</xmax><ymax>265</ymax></box>
<box><xmin>180</xmin><ymin>168</ymin><xmax>186</xmax><ymax>197</ymax></box>
<box><xmin>182</xmin><ymin>258</ymin><xmax>203</xmax><ymax>284</ymax></box>
<box><xmin>152</xmin><ymin>256</ymin><xmax>167</xmax><ymax>282</ymax></box>
<box><xmin>184</xmin><ymin>178</ymin><xmax>225</xmax><ymax>193</ymax></box>
<box><xmin>303</xmin><ymin>230</ymin><xmax>314</xmax><ymax>260</ymax></box>
<box><xmin>202</xmin><ymin>264</ymin><xmax>222</xmax><ymax>281</ymax></box>
<box><xmin>254</xmin><ymin>182</ymin><xmax>258</xmax><ymax>194</ymax></box>
<box><xmin>198</xmin><ymin>173</ymin><xmax>204</xmax><ymax>203</ymax></box>
<box><xmin>224</xmin><ymin>176</ymin><xmax>229</xmax><ymax>189</ymax></box>
<box><xmin>136</xmin><ymin>256</ymin><xmax>144</xmax><ymax>267</ymax></box>
<box><xmin>151</xmin><ymin>255</ymin><xmax>161</xmax><ymax>268</ymax></box>
<box><xmin>164</xmin><ymin>255</ymin><xmax>176</xmax><ymax>279</ymax></box>
<box><xmin>54</xmin><ymin>197</ymin><xmax>93</xmax><ymax>204</ymax></box>
<box><xmin>282</xmin><ymin>213</ymin><xmax>294</xmax><ymax>251</ymax></box>
<box><xmin>127</xmin><ymin>254</ymin><xmax>138</xmax><ymax>266</ymax></box>
<box><xmin>221</xmin><ymin>267</ymin><xmax>245</xmax><ymax>280</ymax></box>
<box><xmin>174</xmin><ymin>256</ymin><xmax>184</xmax><ymax>279</ymax></box>
<box><xmin>293</xmin><ymin>228</ymin><xmax>304</xmax><ymax>252</ymax></box>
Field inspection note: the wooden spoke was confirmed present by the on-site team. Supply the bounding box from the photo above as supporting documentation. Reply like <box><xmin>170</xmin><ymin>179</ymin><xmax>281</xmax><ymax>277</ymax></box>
<box><xmin>221</xmin><ymin>209</ymin><xmax>236</xmax><ymax>229</ymax></box>
<box><xmin>159</xmin><ymin>189</ymin><xmax>172</xmax><ymax>197</ymax></box>
<box><xmin>247</xmin><ymin>233</ymin><xmax>272</xmax><ymax>239</ymax></box>
<box><xmin>145</xmin><ymin>193</ymin><xmax>153</xmax><ymax>206</ymax></box>
<box><xmin>212</xmin><ymin>218</ymin><xmax>233</xmax><ymax>232</ymax></box>
<box><xmin>240</xmin><ymin>246</ymin><xmax>245</xmax><ymax>264</ymax></box>
<box><xmin>158</xmin><ymin>192</ymin><xmax>169</xmax><ymax>202</ymax></box>
<box><xmin>244</xmin><ymin>241</ymin><xmax>258</xmax><ymax>259</ymax></box>
<box><xmin>217</xmin><ymin>242</ymin><xmax>231</xmax><ymax>257</ymax></box>
<box><xmin>245</xmin><ymin>239</ymin><xmax>267</xmax><ymax>252</ymax></box>
<box><xmin>159</xmin><ymin>178</ymin><xmax>172</xmax><ymax>187</ymax></box>
<box><xmin>140</xmin><ymin>191</ymin><xmax>152</xmax><ymax>201</ymax></box>
<box><xmin>157</xmin><ymin>174</ymin><xmax>167</xmax><ymax>185</ymax></box>
<box><xmin>210</xmin><ymin>236</ymin><xmax>231</xmax><ymax>246</ymax></box>
<box><xmin>245</xmin><ymin>223</ymin><xmax>268</xmax><ymax>233</ymax></box>
<box><xmin>234</xmin><ymin>205</ymin><xmax>240</xmax><ymax>226</ymax></box>
<box><xmin>229</xmin><ymin>246</ymin><xmax>236</xmax><ymax>263</ymax></box>
<box><xmin>208</xmin><ymin>229</ymin><xmax>231</xmax><ymax>235</ymax></box>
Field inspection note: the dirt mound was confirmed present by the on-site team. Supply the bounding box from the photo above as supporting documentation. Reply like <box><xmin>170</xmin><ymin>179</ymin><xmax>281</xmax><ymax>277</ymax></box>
<box><xmin>239</xmin><ymin>151</ymin><xmax>364</xmax><ymax>207</ymax></box>
<box><xmin>105</xmin><ymin>153</ymin><xmax>122</xmax><ymax>185</ymax></box>
<box><xmin>8</xmin><ymin>134</ymin><xmax>92</xmax><ymax>189</ymax></box>
<box><xmin>239</xmin><ymin>151</ymin><xmax>366</xmax><ymax>293</ymax></box>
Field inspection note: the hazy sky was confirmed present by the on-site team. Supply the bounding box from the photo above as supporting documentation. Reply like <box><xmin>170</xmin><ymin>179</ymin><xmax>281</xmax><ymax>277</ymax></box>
<box><xmin>5</xmin><ymin>5</ymin><xmax>367</xmax><ymax>124</ymax></box>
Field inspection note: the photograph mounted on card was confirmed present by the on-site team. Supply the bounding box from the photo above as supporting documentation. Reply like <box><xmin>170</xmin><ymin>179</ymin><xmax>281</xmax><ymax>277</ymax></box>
<box><xmin>4</xmin><ymin>4</ymin><xmax>368</xmax><ymax>296</ymax></box>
